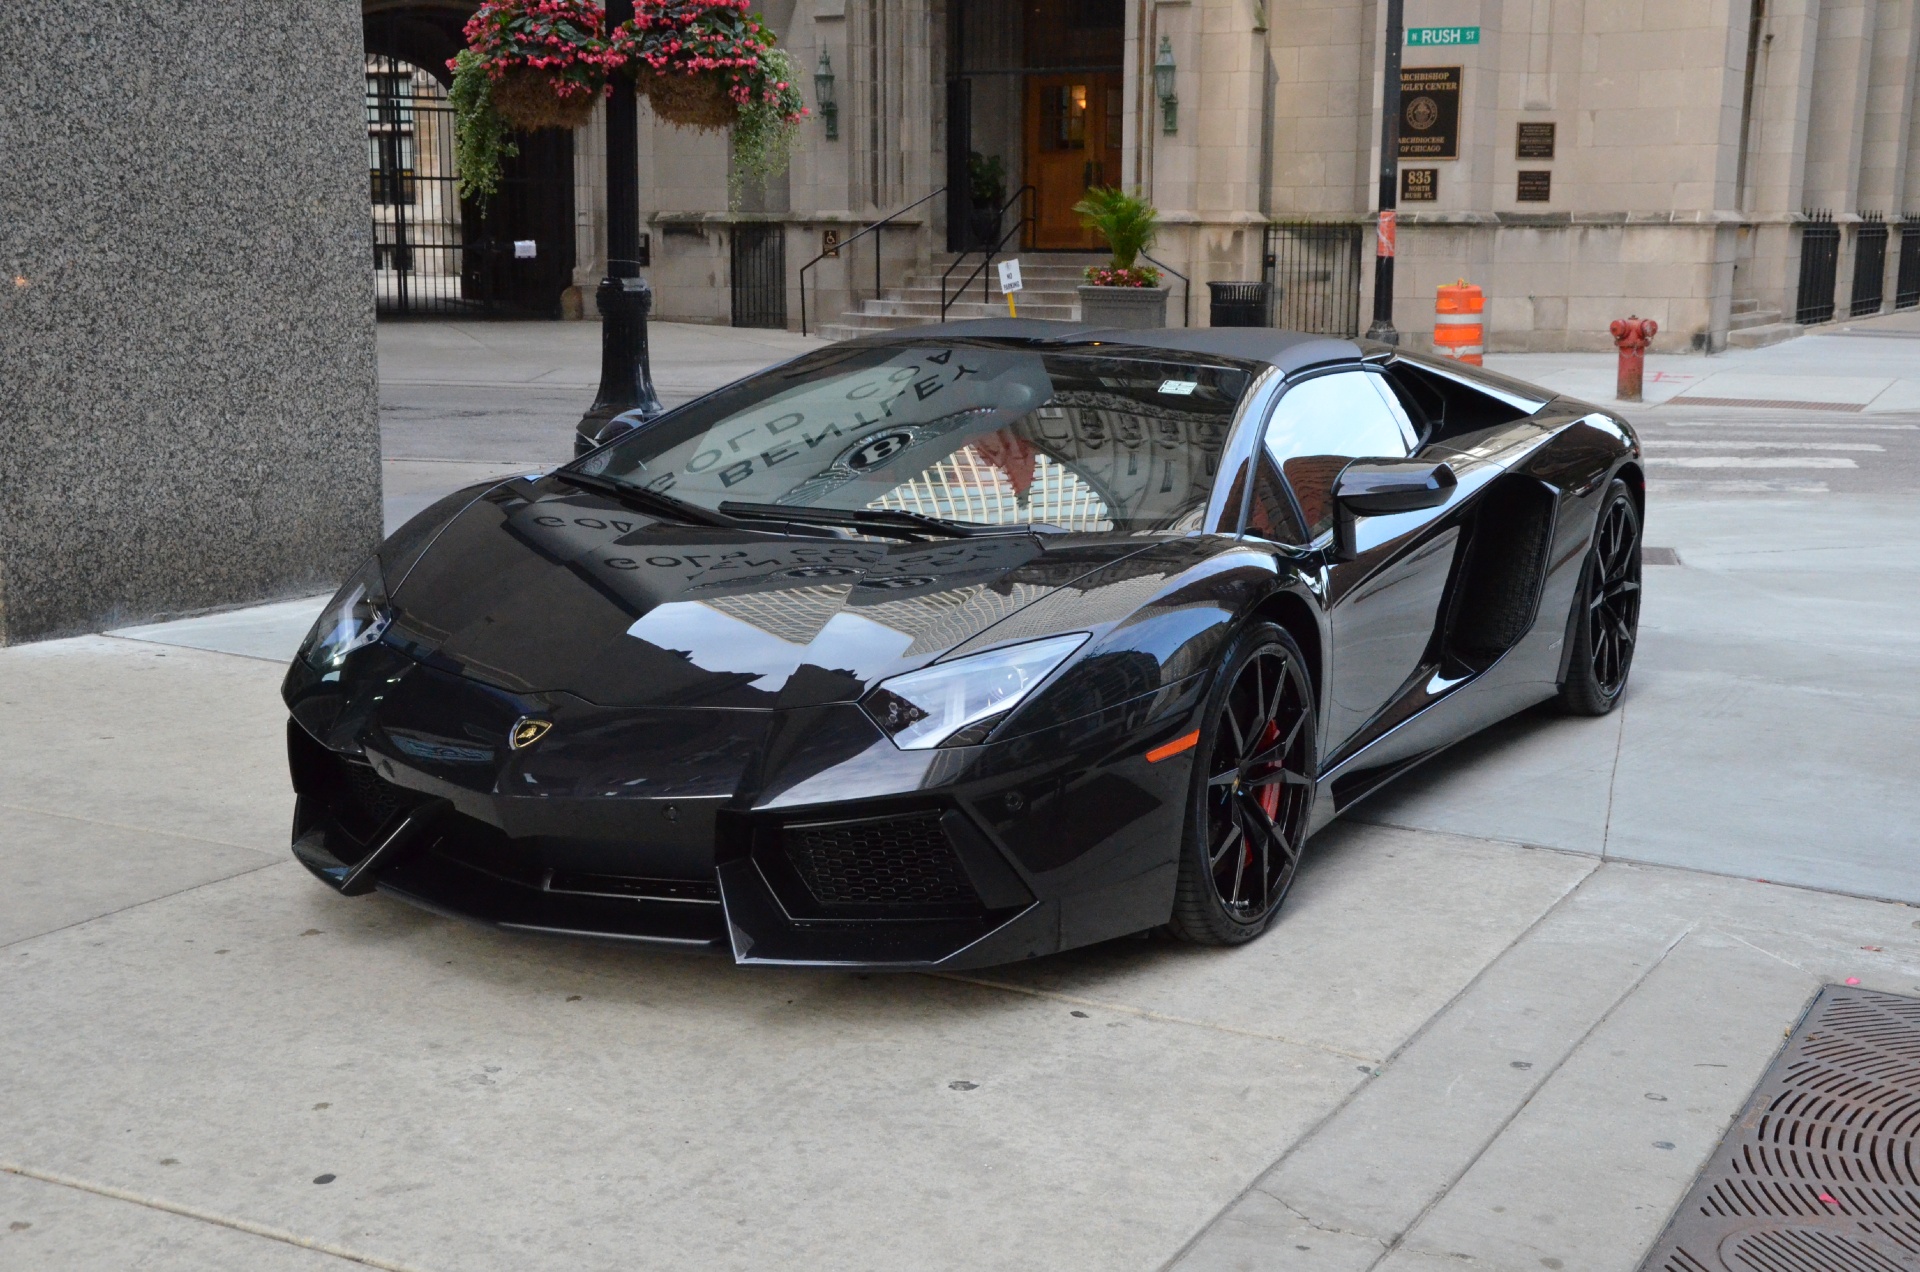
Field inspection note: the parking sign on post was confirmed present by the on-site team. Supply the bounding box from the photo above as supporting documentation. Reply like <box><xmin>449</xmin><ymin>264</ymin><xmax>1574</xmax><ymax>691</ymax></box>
<box><xmin>997</xmin><ymin>258</ymin><xmax>1023</xmax><ymax>317</ymax></box>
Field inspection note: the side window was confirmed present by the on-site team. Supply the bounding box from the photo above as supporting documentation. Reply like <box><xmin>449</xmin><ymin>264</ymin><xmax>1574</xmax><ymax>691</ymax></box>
<box><xmin>1213</xmin><ymin>453</ymin><xmax>1307</xmax><ymax>542</ymax></box>
<box><xmin>1263</xmin><ymin>372</ymin><xmax>1411</xmax><ymax>541</ymax></box>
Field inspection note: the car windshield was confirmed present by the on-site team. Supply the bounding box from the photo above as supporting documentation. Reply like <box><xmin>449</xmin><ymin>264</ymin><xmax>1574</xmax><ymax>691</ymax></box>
<box><xmin>574</xmin><ymin>341</ymin><xmax>1255</xmax><ymax>533</ymax></box>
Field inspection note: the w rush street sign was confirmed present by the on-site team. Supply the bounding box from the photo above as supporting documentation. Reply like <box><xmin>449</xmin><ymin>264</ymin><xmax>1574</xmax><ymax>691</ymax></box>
<box><xmin>1408</xmin><ymin>26</ymin><xmax>1480</xmax><ymax>46</ymax></box>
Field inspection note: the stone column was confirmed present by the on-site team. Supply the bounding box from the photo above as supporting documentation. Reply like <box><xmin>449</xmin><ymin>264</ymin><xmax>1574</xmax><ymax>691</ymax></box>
<box><xmin>0</xmin><ymin>0</ymin><xmax>379</xmax><ymax>645</ymax></box>
<box><xmin>1859</xmin><ymin>0</ymin><xmax>1919</xmax><ymax>310</ymax></box>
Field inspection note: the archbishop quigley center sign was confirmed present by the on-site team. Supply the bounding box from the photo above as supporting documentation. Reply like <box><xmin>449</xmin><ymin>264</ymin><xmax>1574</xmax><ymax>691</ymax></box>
<box><xmin>1398</xmin><ymin>66</ymin><xmax>1461</xmax><ymax>161</ymax></box>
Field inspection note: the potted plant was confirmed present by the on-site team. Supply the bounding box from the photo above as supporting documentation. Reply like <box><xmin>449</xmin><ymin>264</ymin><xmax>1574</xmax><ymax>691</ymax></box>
<box><xmin>968</xmin><ymin>152</ymin><xmax>1007</xmax><ymax>248</ymax></box>
<box><xmin>1072</xmin><ymin>187</ymin><xmax>1168</xmax><ymax>329</ymax></box>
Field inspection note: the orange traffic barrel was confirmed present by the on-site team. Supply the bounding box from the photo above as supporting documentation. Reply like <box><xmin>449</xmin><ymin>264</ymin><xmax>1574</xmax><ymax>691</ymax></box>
<box><xmin>1434</xmin><ymin>279</ymin><xmax>1485</xmax><ymax>365</ymax></box>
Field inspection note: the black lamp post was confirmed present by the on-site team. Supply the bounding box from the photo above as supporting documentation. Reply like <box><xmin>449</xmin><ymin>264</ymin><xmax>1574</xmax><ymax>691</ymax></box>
<box><xmin>1366</xmin><ymin>0</ymin><xmax>1406</xmax><ymax>345</ymax></box>
<box><xmin>579</xmin><ymin>0</ymin><xmax>664</xmax><ymax>443</ymax></box>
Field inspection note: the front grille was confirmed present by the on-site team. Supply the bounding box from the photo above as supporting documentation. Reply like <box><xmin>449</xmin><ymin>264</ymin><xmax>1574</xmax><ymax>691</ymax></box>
<box><xmin>338</xmin><ymin>759</ymin><xmax>430</xmax><ymax>838</ymax></box>
<box><xmin>783</xmin><ymin>812</ymin><xmax>980</xmax><ymax>907</ymax></box>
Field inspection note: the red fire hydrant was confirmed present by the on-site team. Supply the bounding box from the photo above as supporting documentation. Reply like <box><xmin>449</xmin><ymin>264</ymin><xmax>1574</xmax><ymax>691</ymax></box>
<box><xmin>1610</xmin><ymin>316</ymin><xmax>1659</xmax><ymax>402</ymax></box>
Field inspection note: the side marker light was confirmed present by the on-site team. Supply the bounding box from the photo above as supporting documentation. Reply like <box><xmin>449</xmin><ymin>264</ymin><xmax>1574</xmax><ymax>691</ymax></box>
<box><xmin>1145</xmin><ymin>730</ymin><xmax>1199</xmax><ymax>763</ymax></box>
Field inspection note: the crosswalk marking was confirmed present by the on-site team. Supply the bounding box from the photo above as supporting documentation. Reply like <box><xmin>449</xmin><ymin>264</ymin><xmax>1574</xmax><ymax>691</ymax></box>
<box><xmin>1651</xmin><ymin>440</ymin><xmax>1884</xmax><ymax>451</ymax></box>
<box><xmin>1647</xmin><ymin>456</ymin><xmax>1859</xmax><ymax>468</ymax></box>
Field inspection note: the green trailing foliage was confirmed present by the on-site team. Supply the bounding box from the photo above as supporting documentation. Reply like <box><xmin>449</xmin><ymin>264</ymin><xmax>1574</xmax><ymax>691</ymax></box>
<box><xmin>728</xmin><ymin>46</ymin><xmax>807</xmax><ymax>207</ymax></box>
<box><xmin>1072</xmin><ymin>186</ymin><xmax>1160</xmax><ymax>272</ymax></box>
<box><xmin>450</xmin><ymin>49</ymin><xmax>518</xmax><ymax>202</ymax></box>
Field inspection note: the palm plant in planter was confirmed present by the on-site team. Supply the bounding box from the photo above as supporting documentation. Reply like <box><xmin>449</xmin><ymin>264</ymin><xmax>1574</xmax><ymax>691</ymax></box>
<box><xmin>1072</xmin><ymin>187</ymin><xmax>1168</xmax><ymax>329</ymax></box>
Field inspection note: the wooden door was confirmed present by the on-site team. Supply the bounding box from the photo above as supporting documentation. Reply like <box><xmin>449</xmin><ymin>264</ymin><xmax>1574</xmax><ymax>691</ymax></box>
<box><xmin>1025</xmin><ymin>73</ymin><xmax>1123</xmax><ymax>250</ymax></box>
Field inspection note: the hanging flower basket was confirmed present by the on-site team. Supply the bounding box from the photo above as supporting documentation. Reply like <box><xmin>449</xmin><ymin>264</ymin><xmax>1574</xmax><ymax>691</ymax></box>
<box><xmin>640</xmin><ymin>71</ymin><xmax>738</xmax><ymax>130</ymax></box>
<box><xmin>451</xmin><ymin>0</ymin><xmax>617</xmax><ymax>135</ymax></box>
<box><xmin>491</xmin><ymin>67</ymin><xmax>603</xmax><ymax>131</ymax></box>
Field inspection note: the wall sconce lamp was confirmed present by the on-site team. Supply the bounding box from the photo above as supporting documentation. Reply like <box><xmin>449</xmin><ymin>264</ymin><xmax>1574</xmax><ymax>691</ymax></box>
<box><xmin>1153</xmin><ymin>36</ymin><xmax>1178</xmax><ymax>135</ymax></box>
<box><xmin>814</xmin><ymin>49</ymin><xmax>838</xmax><ymax>140</ymax></box>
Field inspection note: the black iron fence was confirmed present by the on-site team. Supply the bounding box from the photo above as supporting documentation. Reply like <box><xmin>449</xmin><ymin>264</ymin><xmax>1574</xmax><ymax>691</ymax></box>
<box><xmin>1895</xmin><ymin>222</ymin><xmax>1920</xmax><ymax>311</ymax></box>
<box><xmin>368</xmin><ymin>57</ymin><xmax>467</xmax><ymax>316</ymax></box>
<box><xmin>1851</xmin><ymin>213</ymin><xmax>1889</xmax><ymax>317</ymax></box>
<box><xmin>1795</xmin><ymin>210</ymin><xmax>1841</xmax><ymax>326</ymax></box>
<box><xmin>1262</xmin><ymin>222</ymin><xmax>1365</xmax><ymax>337</ymax></box>
<box><xmin>731</xmin><ymin>224</ymin><xmax>788</xmax><ymax>328</ymax></box>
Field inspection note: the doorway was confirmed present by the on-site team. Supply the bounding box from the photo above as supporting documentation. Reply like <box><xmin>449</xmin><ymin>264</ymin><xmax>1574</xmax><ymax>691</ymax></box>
<box><xmin>1024</xmin><ymin>74</ymin><xmax>1122</xmax><ymax>249</ymax></box>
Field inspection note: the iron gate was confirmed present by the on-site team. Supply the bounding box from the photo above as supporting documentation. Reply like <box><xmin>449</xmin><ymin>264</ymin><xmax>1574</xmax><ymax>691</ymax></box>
<box><xmin>367</xmin><ymin>57</ymin><xmax>467</xmax><ymax>316</ymax></box>
<box><xmin>1795</xmin><ymin>210</ymin><xmax>1840</xmax><ymax>326</ymax></box>
<box><xmin>1262</xmin><ymin>223</ymin><xmax>1364</xmax><ymax>337</ymax></box>
<box><xmin>1895</xmin><ymin>222</ymin><xmax>1920</xmax><ymax>311</ymax></box>
<box><xmin>1850</xmin><ymin>213</ymin><xmax>1888</xmax><ymax>317</ymax></box>
<box><xmin>731</xmin><ymin>224</ymin><xmax>788</xmax><ymax>328</ymax></box>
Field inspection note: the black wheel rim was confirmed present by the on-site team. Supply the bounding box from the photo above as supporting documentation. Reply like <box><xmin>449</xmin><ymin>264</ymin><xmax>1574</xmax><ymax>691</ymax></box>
<box><xmin>1587</xmin><ymin>495</ymin><xmax>1642</xmax><ymax>698</ymax></box>
<box><xmin>1204</xmin><ymin>647</ymin><xmax>1314</xmax><ymax>922</ymax></box>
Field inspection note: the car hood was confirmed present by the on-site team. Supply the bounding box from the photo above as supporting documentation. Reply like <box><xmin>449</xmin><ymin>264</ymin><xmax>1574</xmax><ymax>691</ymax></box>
<box><xmin>383</xmin><ymin>480</ymin><xmax>1155</xmax><ymax>710</ymax></box>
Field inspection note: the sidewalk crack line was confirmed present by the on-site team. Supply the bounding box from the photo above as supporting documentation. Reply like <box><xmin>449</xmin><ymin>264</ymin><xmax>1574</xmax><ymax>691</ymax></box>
<box><xmin>0</xmin><ymin>1161</ymin><xmax>438</xmax><ymax>1272</ymax></box>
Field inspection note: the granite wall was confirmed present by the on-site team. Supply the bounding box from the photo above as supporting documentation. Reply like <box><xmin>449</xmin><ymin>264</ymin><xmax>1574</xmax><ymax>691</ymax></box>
<box><xmin>0</xmin><ymin>1</ymin><xmax>380</xmax><ymax>644</ymax></box>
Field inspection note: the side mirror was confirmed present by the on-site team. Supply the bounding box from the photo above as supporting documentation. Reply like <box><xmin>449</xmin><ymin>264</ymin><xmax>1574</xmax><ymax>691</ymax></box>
<box><xmin>1331</xmin><ymin>460</ymin><xmax>1457</xmax><ymax>559</ymax></box>
<box><xmin>1334</xmin><ymin>459</ymin><xmax>1457</xmax><ymax>515</ymax></box>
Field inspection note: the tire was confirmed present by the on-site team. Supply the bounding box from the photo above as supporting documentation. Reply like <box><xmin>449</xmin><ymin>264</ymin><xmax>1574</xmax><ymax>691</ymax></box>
<box><xmin>1558</xmin><ymin>478</ymin><xmax>1642</xmax><ymax>716</ymax></box>
<box><xmin>1165</xmin><ymin>622</ymin><xmax>1318</xmax><ymax>946</ymax></box>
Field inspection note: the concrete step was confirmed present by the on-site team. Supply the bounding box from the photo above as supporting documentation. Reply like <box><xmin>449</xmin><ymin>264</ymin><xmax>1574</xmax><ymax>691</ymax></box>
<box><xmin>883</xmin><ymin>286</ymin><xmax>1082</xmax><ymax>308</ymax></box>
<box><xmin>1728</xmin><ymin>306</ymin><xmax>1783</xmax><ymax>332</ymax></box>
<box><xmin>1725</xmin><ymin>320</ymin><xmax>1804</xmax><ymax>349</ymax></box>
<box><xmin>860</xmin><ymin>298</ymin><xmax>1080</xmax><ymax>320</ymax></box>
<box><xmin>1730</xmin><ymin>297</ymin><xmax>1762</xmax><ymax>316</ymax></box>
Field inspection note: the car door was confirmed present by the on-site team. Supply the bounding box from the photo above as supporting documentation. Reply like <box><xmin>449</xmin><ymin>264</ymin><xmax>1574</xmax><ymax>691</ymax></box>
<box><xmin>1256</xmin><ymin>369</ymin><xmax>1461</xmax><ymax>756</ymax></box>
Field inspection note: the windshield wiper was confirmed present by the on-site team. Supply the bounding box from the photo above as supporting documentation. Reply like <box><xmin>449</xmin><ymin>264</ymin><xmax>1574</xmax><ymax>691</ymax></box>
<box><xmin>551</xmin><ymin>470</ymin><xmax>734</xmax><ymax>528</ymax></box>
<box><xmin>718</xmin><ymin>501</ymin><xmax>1034</xmax><ymax>540</ymax></box>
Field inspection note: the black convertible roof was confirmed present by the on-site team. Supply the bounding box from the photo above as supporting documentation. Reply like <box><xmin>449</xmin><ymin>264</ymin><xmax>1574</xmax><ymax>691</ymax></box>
<box><xmin>861</xmin><ymin>317</ymin><xmax>1366</xmax><ymax>377</ymax></box>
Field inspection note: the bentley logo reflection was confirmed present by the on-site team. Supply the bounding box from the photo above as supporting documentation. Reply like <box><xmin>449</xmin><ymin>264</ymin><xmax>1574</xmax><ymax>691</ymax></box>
<box><xmin>509</xmin><ymin>718</ymin><xmax>554</xmax><ymax>750</ymax></box>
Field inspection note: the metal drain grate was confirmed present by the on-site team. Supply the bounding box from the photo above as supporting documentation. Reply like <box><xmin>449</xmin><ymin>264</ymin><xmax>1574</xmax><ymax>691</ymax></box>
<box><xmin>1640</xmin><ymin>986</ymin><xmax>1920</xmax><ymax>1272</ymax></box>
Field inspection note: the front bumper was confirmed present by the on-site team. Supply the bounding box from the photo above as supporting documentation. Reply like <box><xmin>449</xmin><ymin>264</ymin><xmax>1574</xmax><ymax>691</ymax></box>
<box><xmin>286</xmin><ymin>661</ymin><xmax>1204</xmax><ymax>970</ymax></box>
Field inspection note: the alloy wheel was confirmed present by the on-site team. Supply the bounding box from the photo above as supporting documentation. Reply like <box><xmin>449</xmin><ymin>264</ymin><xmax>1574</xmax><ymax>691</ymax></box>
<box><xmin>1203</xmin><ymin>647</ymin><xmax>1315</xmax><ymax>921</ymax></box>
<box><xmin>1587</xmin><ymin>495</ymin><xmax>1642</xmax><ymax>697</ymax></box>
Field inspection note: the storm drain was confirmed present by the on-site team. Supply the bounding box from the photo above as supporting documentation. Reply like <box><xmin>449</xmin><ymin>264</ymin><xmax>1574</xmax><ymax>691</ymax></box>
<box><xmin>1640</xmin><ymin>985</ymin><xmax>1920</xmax><ymax>1271</ymax></box>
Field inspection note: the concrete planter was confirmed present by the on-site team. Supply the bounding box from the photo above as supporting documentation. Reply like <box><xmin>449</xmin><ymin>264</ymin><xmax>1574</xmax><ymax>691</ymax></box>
<box><xmin>1076</xmin><ymin>284</ymin><xmax>1170</xmax><ymax>329</ymax></box>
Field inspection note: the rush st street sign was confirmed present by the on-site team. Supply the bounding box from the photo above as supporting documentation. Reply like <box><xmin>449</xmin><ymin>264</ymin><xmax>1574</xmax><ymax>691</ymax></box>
<box><xmin>1407</xmin><ymin>26</ymin><xmax>1481</xmax><ymax>46</ymax></box>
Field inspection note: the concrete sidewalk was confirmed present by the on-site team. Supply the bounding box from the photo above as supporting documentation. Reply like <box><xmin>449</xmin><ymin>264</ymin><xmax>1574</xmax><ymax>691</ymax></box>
<box><xmin>7</xmin><ymin>495</ymin><xmax>1915</xmax><ymax>1271</ymax></box>
<box><xmin>1486</xmin><ymin>308</ymin><xmax>1920</xmax><ymax>413</ymax></box>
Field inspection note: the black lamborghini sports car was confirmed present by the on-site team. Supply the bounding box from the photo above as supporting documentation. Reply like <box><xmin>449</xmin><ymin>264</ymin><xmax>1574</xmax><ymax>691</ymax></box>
<box><xmin>284</xmin><ymin>320</ymin><xmax>1643</xmax><ymax>969</ymax></box>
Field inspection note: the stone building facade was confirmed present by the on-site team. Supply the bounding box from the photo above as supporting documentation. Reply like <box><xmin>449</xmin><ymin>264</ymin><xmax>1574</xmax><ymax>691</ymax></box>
<box><xmin>379</xmin><ymin>0</ymin><xmax>1920</xmax><ymax>354</ymax></box>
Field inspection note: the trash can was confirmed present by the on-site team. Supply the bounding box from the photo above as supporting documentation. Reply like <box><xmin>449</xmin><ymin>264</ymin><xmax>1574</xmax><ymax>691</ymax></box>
<box><xmin>1208</xmin><ymin>281</ymin><xmax>1270</xmax><ymax>328</ymax></box>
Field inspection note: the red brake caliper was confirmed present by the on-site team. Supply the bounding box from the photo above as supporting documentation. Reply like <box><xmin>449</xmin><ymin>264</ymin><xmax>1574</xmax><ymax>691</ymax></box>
<box><xmin>1248</xmin><ymin>719</ymin><xmax>1283</xmax><ymax>870</ymax></box>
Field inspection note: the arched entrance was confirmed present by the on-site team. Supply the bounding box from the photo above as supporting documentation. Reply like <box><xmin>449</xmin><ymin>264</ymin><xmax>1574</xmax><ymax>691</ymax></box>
<box><xmin>362</xmin><ymin>1</ymin><xmax>576</xmax><ymax>317</ymax></box>
<box><xmin>947</xmin><ymin>0</ymin><xmax>1125</xmax><ymax>252</ymax></box>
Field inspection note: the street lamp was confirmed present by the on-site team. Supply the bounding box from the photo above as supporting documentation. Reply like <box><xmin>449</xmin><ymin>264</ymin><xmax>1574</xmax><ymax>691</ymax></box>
<box><xmin>1153</xmin><ymin>36</ymin><xmax>1178</xmax><ymax>135</ymax></box>
<box><xmin>1366</xmin><ymin>0</ymin><xmax>1406</xmax><ymax>345</ymax></box>
<box><xmin>578</xmin><ymin>0</ymin><xmax>664</xmax><ymax>446</ymax></box>
<box><xmin>814</xmin><ymin>49</ymin><xmax>838</xmax><ymax>141</ymax></box>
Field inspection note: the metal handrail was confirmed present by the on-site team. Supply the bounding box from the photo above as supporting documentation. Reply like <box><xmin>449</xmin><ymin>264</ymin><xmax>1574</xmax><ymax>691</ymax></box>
<box><xmin>1141</xmin><ymin>252</ymin><xmax>1191</xmax><ymax>328</ymax></box>
<box><xmin>940</xmin><ymin>186</ymin><xmax>1038</xmax><ymax>321</ymax></box>
<box><xmin>798</xmin><ymin>187</ymin><xmax>947</xmax><ymax>336</ymax></box>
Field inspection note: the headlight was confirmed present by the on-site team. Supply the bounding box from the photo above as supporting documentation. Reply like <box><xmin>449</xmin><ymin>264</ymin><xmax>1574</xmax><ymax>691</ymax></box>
<box><xmin>863</xmin><ymin>633</ymin><xmax>1089</xmax><ymax>749</ymax></box>
<box><xmin>299</xmin><ymin>556</ymin><xmax>391</xmax><ymax>673</ymax></box>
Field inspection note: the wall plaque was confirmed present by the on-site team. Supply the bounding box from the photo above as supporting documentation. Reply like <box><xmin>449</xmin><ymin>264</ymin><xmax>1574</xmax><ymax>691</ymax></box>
<box><xmin>1517</xmin><ymin>122</ymin><xmax>1556</xmax><ymax>160</ymax></box>
<box><xmin>1398</xmin><ymin>67</ymin><xmax>1461</xmax><ymax>161</ymax></box>
<box><xmin>1401</xmin><ymin>167</ymin><xmax>1438</xmax><ymax>202</ymax></box>
<box><xmin>1517</xmin><ymin>170</ymin><xmax>1553</xmax><ymax>202</ymax></box>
